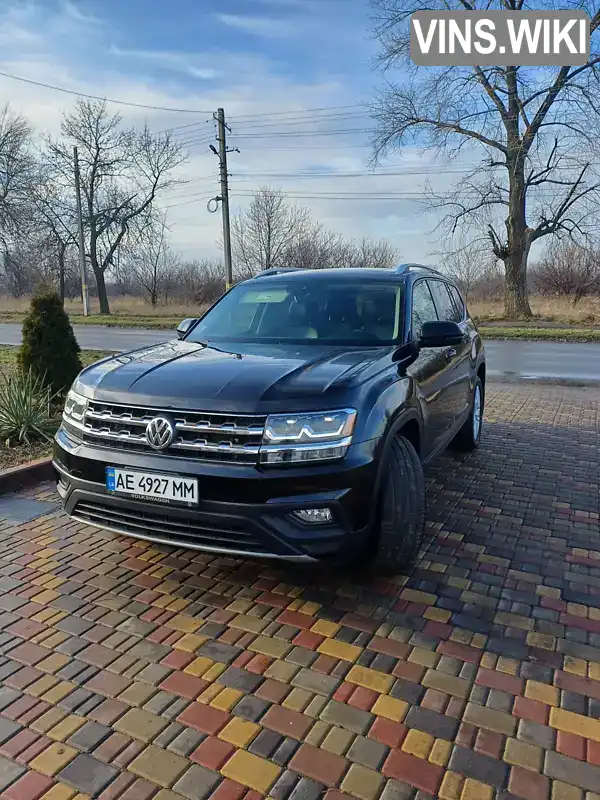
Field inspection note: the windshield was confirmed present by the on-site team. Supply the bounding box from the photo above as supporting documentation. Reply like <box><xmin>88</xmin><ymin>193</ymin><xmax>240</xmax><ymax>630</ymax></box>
<box><xmin>186</xmin><ymin>279</ymin><xmax>404</xmax><ymax>345</ymax></box>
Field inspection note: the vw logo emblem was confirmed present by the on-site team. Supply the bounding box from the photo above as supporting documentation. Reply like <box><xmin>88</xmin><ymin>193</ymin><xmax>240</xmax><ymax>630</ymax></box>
<box><xmin>146</xmin><ymin>416</ymin><xmax>175</xmax><ymax>450</ymax></box>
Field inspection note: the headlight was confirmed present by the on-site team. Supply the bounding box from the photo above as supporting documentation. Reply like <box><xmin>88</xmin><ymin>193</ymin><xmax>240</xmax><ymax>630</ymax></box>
<box><xmin>261</xmin><ymin>409</ymin><xmax>356</xmax><ymax>464</ymax></box>
<box><xmin>63</xmin><ymin>389</ymin><xmax>88</xmax><ymax>423</ymax></box>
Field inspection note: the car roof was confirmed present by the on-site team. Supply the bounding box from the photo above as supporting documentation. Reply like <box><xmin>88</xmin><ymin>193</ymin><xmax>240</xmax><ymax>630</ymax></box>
<box><xmin>245</xmin><ymin>264</ymin><xmax>448</xmax><ymax>284</ymax></box>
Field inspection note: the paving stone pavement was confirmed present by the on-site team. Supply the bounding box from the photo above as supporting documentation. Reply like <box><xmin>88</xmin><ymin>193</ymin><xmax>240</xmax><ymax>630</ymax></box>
<box><xmin>0</xmin><ymin>383</ymin><xmax>598</xmax><ymax>800</ymax></box>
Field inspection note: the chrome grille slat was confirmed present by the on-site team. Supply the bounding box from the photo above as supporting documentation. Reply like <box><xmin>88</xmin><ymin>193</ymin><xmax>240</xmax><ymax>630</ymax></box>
<box><xmin>82</xmin><ymin>400</ymin><xmax>266</xmax><ymax>464</ymax></box>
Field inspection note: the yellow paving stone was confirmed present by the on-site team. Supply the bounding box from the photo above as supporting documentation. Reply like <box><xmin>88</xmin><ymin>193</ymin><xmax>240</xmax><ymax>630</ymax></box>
<box><xmin>154</xmin><ymin>792</ymin><xmax>184</xmax><ymax>800</ymax></box>
<box><xmin>439</xmin><ymin>771</ymin><xmax>464</xmax><ymax>800</ymax></box>
<box><xmin>33</xmin><ymin>608</ymin><xmax>60</xmax><ymax>624</ymax></box>
<box><xmin>38</xmin><ymin>631</ymin><xmax>69</xmax><ymax>649</ymax></box>
<box><xmin>31</xmin><ymin>589</ymin><xmax>60</xmax><ymax>605</ymax></box>
<box><xmin>47</xmin><ymin>715</ymin><xmax>86</xmax><ymax>742</ymax></box>
<box><xmin>471</xmin><ymin>634</ymin><xmax>487</xmax><ymax>649</ymax></box>
<box><xmin>167</xmin><ymin>598</ymin><xmax>190</xmax><ymax>612</ymax></box>
<box><xmin>305</xmin><ymin>695</ymin><xmax>327</xmax><ymax>719</ymax></box>
<box><xmin>72</xmin><ymin>794</ymin><xmax>90</xmax><ymax>800</ymax></box>
<box><xmin>265</xmin><ymin>660</ymin><xmax>299</xmax><ymax>682</ymax></box>
<box><xmin>461</xmin><ymin>779</ymin><xmax>493</xmax><ymax>800</ymax></box>
<box><xmin>29</xmin><ymin>706</ymin><xmax>66</xmax><ymax>733</ymax></box>
<box><xmin>408</xmin><ymin>647</ymin><xmax>439</xmax><ymax>668</ymax></box>
<box><xmin>165</xmin><ymin>614</ymin><xmax>202</xmax><ymax>633</ymax></box>
<box><xmin>221</xmin><ymin>749</ymin><xmax>281</xmax><ymax>794</ymax></box>
<box><xmin>447</xmin><ymin>577</ymin><xmax>470</xmax><ymax>590</ymax></box>
<box><xmin>306</xmin><ymin>720</ymin><xmax>330</xmax><ymax>747</ymax></box>
<box><xmin>551</xmin><ymin>781</ymin><xmax>582</xmax><ymax>800</ymax></box>
<box><xmin>429</xmin><ymin>738</ymin><xmax>452</xmax><ymax>767</ymax></box>
<box><xmin>173</xmin><ymin>633</ymin><xmax>208</xmax><ymax>653</ymax></box>
<box><xmin>589</xmin><ymin>663</ymin><xmax>600</xmax><ymax>682</ymax></box>
<box><xmin>211</xmin><ymin>687</ymin><xmax>244</xmax><ymax>712</ymax></box>
<box><xmin>526</xmin><ymin>632</ymin><xmax>557</xmax><ymax>650</ymax></box>
<box><xmin>480</xmin><ymin>653</ymin><xmax>497</xmax><ymax>670</ymax></box>
<box><xmin>400</xmin><ymin>588</ymin><xmax>437</xmax><ymax>605</ymax></box>
<box><xmin>550</xmin><ymin>707</ymin><xmax>600</xmax><ymax>742</ymax></box>
<box><xmin>525</xmin><ymin>680</ymin><xmax>560</xmax><ymax>707</ymax></box>
<box><xmin>450</xmin><ymin>628</ymin><xmax>473</xmax><ymax>645</ymax></box>
<box><xmin>118</xmin><ymin>683</ymin><xmax>157</xmax><ymax>707</ymax></box>
<box><xmin>199</xmin><ymin>684</ymin><xmax>226</xmax><ymax>704</ymax></box>
<box><xmin>322</xmin><ymin>725</ymin><xmax>354</xmax><ymax>755</ymax></box>
<box><xmin>230</xmin><ymin>614</ymin><xmax>268</xmax><ymax>634</ymax></box>
<box><xmin>40</xmin><ymin>785</ymin><xmax>76</xmax><ymax>800</ymax></box>
<box><xmin>227</xmin><ymin>599</ymin><xmax>253</xmax><ymax>614</ymax></box>
<box><xmin>249</xmin><ymin>635</ymin><xmax>291</xmax><ymax>659</ymax></box>
<box><xmin>317</xmin><ymin>638</ymin><xmax>362</xmax><ymax>663</ymax></box>
<box><xmin>494</xmin><ymin>611</ymin><xmax>534</xmax><ymax>631</ymax></box>
<box><xmin>424</xmin><ymin>607</ymin><xmax>451</xmax><ymax>623</ymax></box>
<box><xmin>30</xmin><ymin>743</ymin><xmax>78</xmax><ymax>777</ymax></box>
<box><xmin>299</xmin><ymin>601</ymin><xmax>321</xmax><ymax>616</ymax></box>
<box><xmin>114</xmin><ymin>708</ymin><xmax>168</xmax><ymax>743</ymax></box>
<box><xmin>184</xmin><ymin>656</ymin><xmax>214</xmax><ymax>677</ymax></box>
<box><xmin>371</xmin><ymin>694</ymin><xmax>408</xmax><ymax>722</ymax></box>
<box><xmin>566</xmin><ymin>603</ymin><xmax>588</xmax><ymax>618</ymax></box>
<box><xmin>341</xmin><ymin>764</ymin><xmax>384</xmax><ymax>800</ymax></box>
<box><xmin>29</xmin><ymin>674</ymin><xmax>60</xmax><ymax>697</ymax></box>
<box><xmin>287</xmin><ymin>598</ymin><xmax>303</xmax><ymax>612</ymax></box>
<box><xmin>36</xmin><ymin>653</ymin><xmax>70</xmax><ymax>674</ymax></box>
<box><xmin>563</xmin><ymin>656</ymin><xmax>588</xmax><ymax>676</ymax></box>
<box><xmin>129</xmin><ymin>744</ymin><xmax>188</xmax><ymax>788</ymax></box>
<box><xmin>153</xmin><ymin>594</ymin><xmax>175</xmax><ymax>608</ymax></box>
<box><xmin>219</xmin><ymin>717</ymin><xmax>261</xmax><ymax>748</ymax></box>
<box><xmin>536</xmin><ymin>585</ymin><xmax>561</xmax><ymax>599</ymax></box>
<box><xmin>422</xmin><ymin>669</ymin><xmax>472</xmax><ymax>699</ymax></box>
<box><xmin>402</xmin><ymin>729</ymin><xmax>434</xmax><ymax>759</ymax></box>
<box><xmin>283</xmin><ymin>688</ymin><xmax>312</xmax><ymax>712</ymax></box>
<box><xmin>503</xmin><ymin>738</ymin><xmax>542</xmax><ymax>771</ymax></box>
<box><xmin>203</xmin><ymin>663</ymin><xmax>227</xmax><ymax>682</ymax></box>
<box><xmin>346</xmin><ymin>665</ymin><xmax>393</xmax><ymax>694</ymax></box>
<box><xmin>428</xmin><ymin>561</ymin><xmax>447</xmax><ymax>573</ymax></box>
<box><xmin>42</xmin><ymin>681</ymin><xmax>77</xmax><ymax>704</ymax></box>
<box><xmin>311</xmin><ymin>619</ymin><xmax>341</xmax><ymax>637</ymax></box>
<box><xmin>464</xmin><ymin>703</ymin><xmax>516</xmax><ymax>736</ymax></box>
<box><xmin>496</xmin><ymin>657</ymin><xmax>519</xmax><ymax>676</ymax></box>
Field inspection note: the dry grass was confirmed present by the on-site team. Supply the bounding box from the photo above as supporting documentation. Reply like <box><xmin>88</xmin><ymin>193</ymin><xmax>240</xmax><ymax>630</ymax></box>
<box><xmin>0</xmin><ymin>295</ymin><xmax>201</xmax><ymax>318</ymax></box>
<box><xmin>470</xmin><ymin>295</ymin><xmax>600</xmax><ymax>325</ymax></box>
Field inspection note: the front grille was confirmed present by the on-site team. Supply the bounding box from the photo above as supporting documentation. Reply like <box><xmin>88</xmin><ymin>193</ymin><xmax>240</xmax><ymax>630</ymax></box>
<box><xmin>76</xmin><ymin>401</ymin><xmax>266</xmax><ymax>464</ymax></box>
<box><xmin>73</xmin><ymin>499</ymin><xmax>275</xmax><ymax>554</ymax></box>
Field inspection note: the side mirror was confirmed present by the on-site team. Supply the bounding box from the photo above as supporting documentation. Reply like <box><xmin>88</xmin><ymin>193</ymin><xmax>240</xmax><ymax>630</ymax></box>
<box><xmin>176</xmin><ymin>318</ymin><xmax>198</xmax><ymax>339</ymax></box>
<box><xmin>419</xmin><ymin>320</ymin><xmax>464</xmax><ymax>348</ymax></box>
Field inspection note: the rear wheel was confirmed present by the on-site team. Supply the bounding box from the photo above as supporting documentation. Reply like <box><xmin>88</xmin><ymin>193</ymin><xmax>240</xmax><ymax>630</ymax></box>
<box><xmin>368</xmin><ymin>435</ymin><xmax>425</xmax><ymax>575</ymax></box>
<box><xmin>452</xmin><ymin>376</ymin><xmax>484</xmax><ymax>452</ymax></box>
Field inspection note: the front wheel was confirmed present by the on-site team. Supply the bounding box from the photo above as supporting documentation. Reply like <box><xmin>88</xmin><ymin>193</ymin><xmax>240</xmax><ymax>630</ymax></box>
<box><xmin>368</xmin><ymin>435</ymin><xmax>425</xmax><ymax>575</ymax></box>
<box><xmin>452</xmin><ymin>376</ymin><xmax>484</xmax><ymax>452</ymax></box>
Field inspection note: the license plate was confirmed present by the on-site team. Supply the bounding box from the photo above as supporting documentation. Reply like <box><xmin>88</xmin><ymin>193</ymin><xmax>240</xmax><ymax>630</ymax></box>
<box><xmin>106</xmin><ymin>467</ymin><xmax>198</xmax><ymax>504</ymax></box>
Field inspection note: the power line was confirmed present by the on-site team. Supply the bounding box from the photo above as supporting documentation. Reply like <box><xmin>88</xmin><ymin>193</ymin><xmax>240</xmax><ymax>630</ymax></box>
<box><xmin>0</xmin><ymin>69</ymin><xmax>213</xmax><ymax>113</ymax></box>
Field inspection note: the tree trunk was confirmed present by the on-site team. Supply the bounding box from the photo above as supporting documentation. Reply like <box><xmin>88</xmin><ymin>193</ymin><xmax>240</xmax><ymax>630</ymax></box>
<box><xmin>503</xmin><ymin>246</ymin><xmax>532</xmax><ymax>317</ymax></box>
<box><xmin>94</xmin><ymin>268</ymin><xmax>110</xmax><ymax>315</ymax></box>
<box><xmin>504</xmin><ymin>152</ymin><xmax>533</xmax><ymax>319</ymax></box>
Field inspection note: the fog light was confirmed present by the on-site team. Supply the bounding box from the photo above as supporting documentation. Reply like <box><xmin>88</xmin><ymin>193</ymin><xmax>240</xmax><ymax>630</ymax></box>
<box><xmin>293</xmin><ymin>508</ymin><xmax>333</xmax><ymax>524</ymax></box>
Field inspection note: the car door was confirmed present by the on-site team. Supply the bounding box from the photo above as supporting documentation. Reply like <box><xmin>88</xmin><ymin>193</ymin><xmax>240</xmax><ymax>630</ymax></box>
<box><xmin>406</xmin><ymin>279</ymin><xmax>457</xmax><ymax>457</ymax></box>
<box><xmin>427</xmin><ymin>279</ymin><xmax>472</xmax><ymax>425</ymax></box>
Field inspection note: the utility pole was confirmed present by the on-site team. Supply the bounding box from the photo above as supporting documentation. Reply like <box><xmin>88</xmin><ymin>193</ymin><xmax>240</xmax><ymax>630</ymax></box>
<box><xmin>213</xmin><ymin>108</ymin><xmax>237</xmax><ymax>291</ymax></box>
<box><xmin>73</xmin><ymin>146</ymin><xmax>90</xmax><ymax>316</ymax></box>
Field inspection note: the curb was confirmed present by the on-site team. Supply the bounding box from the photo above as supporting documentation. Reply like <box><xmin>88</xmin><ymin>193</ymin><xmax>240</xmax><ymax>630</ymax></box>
<box><xmin>488</xmin><ymin>373</ymin><xmax>600</xmax><ymax>388</ymax></box>
<box><xmin>0</xmin><ymin>457</ymin><xmax>54</xmax><ymax>495</ymax></box>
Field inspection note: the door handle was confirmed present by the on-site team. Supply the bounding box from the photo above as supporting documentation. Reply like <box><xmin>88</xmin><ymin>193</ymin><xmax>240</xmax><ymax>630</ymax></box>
<box><xmin>446</xmin><ymin>348</ymin><xmax>457</xmax><ymax>360</ymax></box>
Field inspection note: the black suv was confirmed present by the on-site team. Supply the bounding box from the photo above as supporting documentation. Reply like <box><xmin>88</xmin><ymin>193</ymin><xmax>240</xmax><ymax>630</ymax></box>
<box><xmin>54</xmin><ymin>264</ymin><xmax>485</xmax><ymax>573</ymax></box>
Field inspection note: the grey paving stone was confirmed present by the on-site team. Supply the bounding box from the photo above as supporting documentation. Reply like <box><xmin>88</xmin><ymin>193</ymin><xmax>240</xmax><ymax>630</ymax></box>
<box><xmin>173</xmin><ymin>764</ymin><xmax>220</xmax><ymax>800</ymax></box>
<box><xmin>126</xmin><ymin>640</ymin><xmax>171</xmax><ymax>663</ymax></box>
<box><xmin>144</xmin><ymin>690</ymin><xmax>178</xmax><ymax>715</ymax></box>
<box><xmin>449</xmin><ymin>745</ymin><xmax>509</xmax><ymax>789</ymax></box>
<box><xmin>67</xmin><ymin>722</ymin><xmax>112</xmax><ymax>752</ymax></box>
<box><xmin>233</xmin><ymin>695</ymin><xmax>269</xmax><ymax>722</ymax></box>
<box><xmin>404</xmin><ymin>706</ymin><xmax>459</xmax><ymax>741</ymax></box>
<box><xmin>0</xmin><ymin>687</ymin><xmax>20</xmax><ymax>712</ymax></box>
<box><xmin>271</xmin><ymin>770</ymin><xmax>299</xmax><ymax>800</ymax></box>
<box><xmin>117</xmin><ymin>618</ymin><xmax>157</xmax><ymax>638</ymax></box>
<box><xmin>249</xmin><ymin>729</ymin><xmax>284</xmax><ymax>759</ymax></box>
<box><xmin>57</xmin><ymin>688</ymin><xmax>95</xmax><ymax>713</ymax></box>
<box><xmin>218</xmin><ymin>666</ymin><xmax>263</xmax><ymax>693</ymax></box>
<box><xmin>0</xmin><ymin>497</ymin><xmax>58</xmax><ymax>523</ymax></box>
<box><xmin>0</xmin><ymin>718</ymin><xmax>20</xmax><ymax>746</ymax></box>
<box><xmin>517</xmin><ymin>719</ymin><xmax>555</xmax><ymax>750</ymax></box>
<box><xmin>390</xmin><ymin>678</ymin><xmax>425</xmax><ymax>705</ymax></box>
<box><xmin>286</xmin><ymin>647</ymin><xmax>317</xmax><ymax>667</ymax></box>
<box><xmin>196</xmin><ymin>641</ymin><xmax>241</xmax><ymax>664</ymax></box>
<box><xmin>380</xmin><ymin>779</ymin><xmax>417</xmax><ymax>800</ymax></box>
<box><xmin>320</xmin><ymin>700</ymin><xmax>373</xmax><ymax>735</ymax></box>
<box><xmin>154</xmin><ymin>722</ymin><xmax>185</xmax><ymax>749</ymax></box>
<box><xmin>289</xmin><ymin>777</ymin><xmax>325</xmax><ymax>800</ymax></box>
<box><xmin>0</xmin><ymin>754</ymin><xmax>25</xmax><ymax>791</ymax></box>
<box><xmin>135</xmin><ymin>663</ymin><xmax>172</xmax><ymax>686</ymax></box>
<box><xmin>58</xmin><ymin>753</ymin><xmax>119</xmax><ymax>796</ymax></box>
<box><xmin>346</xmin><ymin>735</ymin><xmax>388</xmax><ymax>769</ymax></box>
<box><xmin>168</xmin><ymin>728</ymin><xmax>206</xmax><ymax>757</ymax></box>
<box><xmin>544</xmin><ymin>751</ymin><xmax>600</xmax><ymax>792</ymax></box>
<box><xmin>291</xmin><ymin>668</ymin><xmax>339</xmax><ymax>697</ymax></box>
<box><xmin>272</xmin><ymin>737</ymin><xmax>301</xmax><ymax>767</ymax></box>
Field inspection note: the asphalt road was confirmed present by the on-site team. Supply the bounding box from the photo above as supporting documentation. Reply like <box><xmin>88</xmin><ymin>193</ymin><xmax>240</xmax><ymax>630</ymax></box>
<box><xmin>1</xmin><ymin>322</ymin><xmax>599</xmax><ymax>382</ymax></box>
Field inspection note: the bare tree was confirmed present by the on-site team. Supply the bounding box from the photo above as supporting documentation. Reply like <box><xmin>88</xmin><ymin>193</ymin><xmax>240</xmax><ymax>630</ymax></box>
<box><xmin>46</xmin><ymin>100</ymin><xmax>187</xmax><ymax>314</ymax></box>
<box><xmin>231</xmin><ymin>187</ymin><xmax>311</xmax><ymax>276</ymax></box>
<box><xmin>0</xmin><ymin>106</ymin><xmax>36</xmax><ymax>239</ymax></box>
<box><xmin>173</xmin><ymin>260</ymin><xmax>225</xmax><ymax>306</ymax></box>
<box><xmin>533</xmin><ymin>239</ymin><xmax>600</xmax><ymax>305</ymax></box>
<box><xmin>285</xmin><ymin>227</ymin><xmax>398</xmax><ymax>269</ymax></box>
<box><xmin>370</xmin><ymin>1</ymin><xmax>600</xmax><ymax>318</ymax></box>
<box><xmin>440</xmin><ymin>238</ymin><xmax>499</xmax><ymax>302</ymax></box>
<box><xmin>128</xmin><ymin>214</ymin><xmax>180</xmax><ymax>306</ymax></box>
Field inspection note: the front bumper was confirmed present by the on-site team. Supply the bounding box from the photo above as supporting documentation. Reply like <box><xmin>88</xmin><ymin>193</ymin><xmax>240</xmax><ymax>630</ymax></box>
<box><xmin>53</xmin><ymin>429</ymin><xmax>378</xmax><ymax>563</ymax></box>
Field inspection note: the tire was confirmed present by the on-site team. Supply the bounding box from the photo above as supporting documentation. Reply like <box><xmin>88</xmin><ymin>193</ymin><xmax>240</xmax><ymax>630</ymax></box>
<box><xmin>368</xmin><ymin>435</ymin><xmax>425</xmax><ymax>575</ymax></box>
<box><xmin>452</xmin><ymin>376</ymin><xmax>484</xmax><ymax>452</ymax></box>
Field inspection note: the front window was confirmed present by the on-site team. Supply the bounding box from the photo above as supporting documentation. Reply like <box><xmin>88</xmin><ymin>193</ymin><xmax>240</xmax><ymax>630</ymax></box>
<box><xmin>187</xmin><ymin>279</ymin><xmax>404</xmax><ymax>346</ymax></box>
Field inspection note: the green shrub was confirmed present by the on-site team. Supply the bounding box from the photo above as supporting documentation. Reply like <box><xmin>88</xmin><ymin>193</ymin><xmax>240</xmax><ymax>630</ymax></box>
<box><xmin>0</xmin><ymin>370</ymin><xmax>58</xmax><ymax>446</ymax></box>
<box><xmin>17</xmin><ymin>290</ymin><xmax>82</xmax><ymax>396</ymax></box>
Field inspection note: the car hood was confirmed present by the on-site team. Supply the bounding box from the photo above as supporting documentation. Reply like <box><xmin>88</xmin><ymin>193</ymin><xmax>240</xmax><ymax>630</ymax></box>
<box><xmin>75</xmin><ymin>339</ymin><xmax>391</xmax><ymax>413</ymax></box>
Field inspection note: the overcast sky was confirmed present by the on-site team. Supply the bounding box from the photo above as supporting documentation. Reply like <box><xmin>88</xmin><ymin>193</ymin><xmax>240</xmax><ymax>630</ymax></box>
<box><xmin>0</xmin><ymin>0</ymin><xmax>481</xmax><ymax>264</ymax></box>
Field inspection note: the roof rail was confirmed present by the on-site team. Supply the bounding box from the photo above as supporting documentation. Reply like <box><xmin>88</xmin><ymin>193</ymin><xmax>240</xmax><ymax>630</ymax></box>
<box><xmin>253</xmin><ymin>267</ymin><xmax>302</xmax><ymax>278</ymax></box>
<box><xmin>394</xmin><ymin>263</ymin><xmax>444</xmax><ymax>276</ymax></box>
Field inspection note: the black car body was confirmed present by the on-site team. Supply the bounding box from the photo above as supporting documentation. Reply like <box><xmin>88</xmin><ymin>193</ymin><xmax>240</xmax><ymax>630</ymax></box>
<box><xmin>54</xmin><ymin>264</ymin><xmax>485</xmax><ymax>570</ymax></box>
